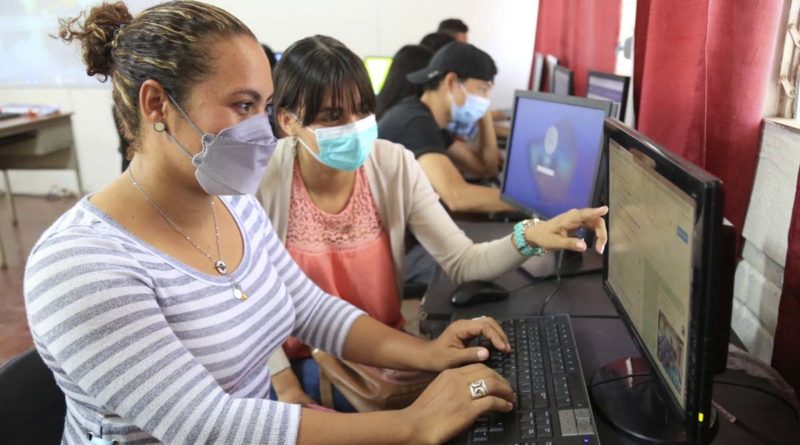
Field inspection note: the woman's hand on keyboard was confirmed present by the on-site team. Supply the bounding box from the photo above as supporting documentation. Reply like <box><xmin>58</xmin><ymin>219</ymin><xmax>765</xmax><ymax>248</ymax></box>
<box><xmin>403</xmin><ymin>363</ymin><xmax>514</xmax><ymax>445</ymax></box>
<box><xmin>422</xmin><ymin>317</ymin><xmax>511</xmax><ymax>371</ymax></box>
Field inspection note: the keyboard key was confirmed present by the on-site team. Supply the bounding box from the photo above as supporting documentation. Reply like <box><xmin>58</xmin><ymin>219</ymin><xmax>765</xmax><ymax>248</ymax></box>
<box><xmin>537</xmin><ymin>424</ymin><xmax>553</xmax><ymax>438</ymax></box>
<box><xmin>574</xmin><ymin>408</ymin><xmax>595</xmax><ymax>435</ymax></box>
<box><xmin>521</xmin><ymin>427</ymin><xmax>537</xmax><ymax>439</ymax></box>
<box><xmin>472</xmin><ymin>430</ymin><xmax>488</xmax><ymax>442</ymax></box>
<box><xmin>558</xmin><ymin>409</ymin><xmax>578</xmax><ymax>436</ymax></box>
<box><xmin>534</xmin><ymin>390</ymin><xmax>548</xmax><ymax>408</ymax></box>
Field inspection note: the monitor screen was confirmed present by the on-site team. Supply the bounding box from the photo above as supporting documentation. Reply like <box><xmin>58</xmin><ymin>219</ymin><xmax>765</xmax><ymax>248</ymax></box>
<box><xmin>587</xmin><ymin>71</ymin><xmax>630</xmax><ymax>120</ymax></box>
<box><xmin>501</xmin><ymin>92</ymin><xmax>610</xmax><ymax>219</ymax></box>
<box><xmin>364</xmin><ymin>56</ymin><xmax>393</xmax><ymax>94</ymax></box>
<box><xmin>552</xmin><ymin>66</ymin><xmax>573</xmax><ymax>96</ymax></box>
<box><xmin>603</xmin><ymin>118</ymin><xmax>724</xmax><ymax>442</ymax></box>
<box><xmin>607</xmin><ymin>139</ymin><xmax>695</xmax><ymax>408</ymax></box>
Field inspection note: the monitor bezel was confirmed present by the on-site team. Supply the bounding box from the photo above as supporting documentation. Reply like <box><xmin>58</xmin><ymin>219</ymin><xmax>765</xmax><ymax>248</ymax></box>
<box><xmin>602</xmin><ymin>118</ymin><xmax>723</xmax><ymax>444</ymax></box>
<box><xmin>587</xmin><ymin>70</ymin><xmax>631</xmax><ymax>121</ymax></box>
<box><xmin>551</xmin><ymin>65</ymin><xmax>574</xmax><ymax>95</ymax></box>
<box><xmin>500</xmin><ymin>90</ymin><xmax>613</xmax><ymax>219</ymax></box>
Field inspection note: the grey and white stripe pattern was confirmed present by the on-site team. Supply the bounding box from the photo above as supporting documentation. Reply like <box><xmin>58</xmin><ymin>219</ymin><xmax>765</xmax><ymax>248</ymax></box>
<box><xmin>24</xmin><ymin>195</ymin><xmax>364</xmax><ymax>444</ymax></box>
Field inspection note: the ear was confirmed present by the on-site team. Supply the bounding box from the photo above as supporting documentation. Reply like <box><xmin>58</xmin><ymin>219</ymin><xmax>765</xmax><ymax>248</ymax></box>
<box><xmin>277</xmin><ymin>109</ymin><xmax>298</xmax><ymax>137</ymax></box>
<box><xmin>443</xmin><ymin>72</ymin><xmax>459</xmax><ymax>91</ymax></box>
<box><xmin>139</xmin><ymin>79</ymin><xmax>169</xmax><ymax>129</ymax></box>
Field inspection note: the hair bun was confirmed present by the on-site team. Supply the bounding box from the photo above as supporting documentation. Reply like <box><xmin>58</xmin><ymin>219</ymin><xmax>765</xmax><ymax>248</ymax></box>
<box><xmin>57</xmin><ymin>1</ymin><xmax>133</xmax><ymax>79</ymax></box>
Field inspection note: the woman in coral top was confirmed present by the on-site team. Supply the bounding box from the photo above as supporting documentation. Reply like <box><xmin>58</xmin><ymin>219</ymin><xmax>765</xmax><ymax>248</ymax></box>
<box><xmin>260</xmin><ymin>35</ymin><xmax>608</xmax><ymax>411</ymax></box>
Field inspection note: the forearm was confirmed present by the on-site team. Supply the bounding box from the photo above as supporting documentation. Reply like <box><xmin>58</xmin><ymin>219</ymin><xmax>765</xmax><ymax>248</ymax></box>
<box><xmin>341</xmin><ymin>315</ymin><xmax>433</xmax><ymax>371</ymax></box>
<box><xmin>449</xmin><ymin>183</ymin><xmax>516</xmax><ymax>213</ymax></box>
<box><xmin>298</xmin><ymin>408</ymin><xmax>417</xmax><ymax>445</ymax></box>
<box><xmin>476</xmin><ymin>114</ymin><xmax>499</xmax><ymax>177</ymax></box>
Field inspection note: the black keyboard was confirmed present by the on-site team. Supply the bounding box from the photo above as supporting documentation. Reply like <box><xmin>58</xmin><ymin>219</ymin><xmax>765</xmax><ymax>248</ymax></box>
<box><xmin>453</xmin><ymin>315</ymin><xmax>600</xmax><ymax>445</ymax></box>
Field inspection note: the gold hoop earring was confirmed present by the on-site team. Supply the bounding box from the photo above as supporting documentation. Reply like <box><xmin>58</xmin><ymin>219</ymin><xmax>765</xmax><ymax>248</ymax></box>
<box><xmin>154</xmin><ymin>121</ymin><xmax>166</xmax><ymax>132</ymax></box>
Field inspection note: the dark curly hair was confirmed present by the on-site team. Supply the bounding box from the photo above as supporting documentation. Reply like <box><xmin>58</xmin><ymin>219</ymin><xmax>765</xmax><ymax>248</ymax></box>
<box><xmin>57</xmin><ymin>1</ymin><xmax>255</xmax><ymax>158</ymax></box>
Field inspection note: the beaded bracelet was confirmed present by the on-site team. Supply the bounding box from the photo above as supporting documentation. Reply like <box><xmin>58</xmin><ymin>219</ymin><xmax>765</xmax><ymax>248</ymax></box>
<box><xmin>513</xmin><ymin>218</ymin><xmax>547</xmax><ymax>257</ymax></box>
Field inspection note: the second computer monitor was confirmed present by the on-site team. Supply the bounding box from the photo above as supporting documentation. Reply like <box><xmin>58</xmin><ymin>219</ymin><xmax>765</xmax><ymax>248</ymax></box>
<box><xmin>603</xmin><ymin>118</ymin><xmax>725</xmax><ymax>443</ymax></box>
<box><xmin>501</xmin><ymin>91</ymin><xmax>612</xmax><ymax>220</ymax></box>
<box><xmin>551</xmin><ymin>65</ymin><xmax>574</xmax><ymax>96</ymax></box>
<box><xmin>587</xmin><ymin>71</ymin><xmax>630</xmax><ymax>121</ymax></box>
<box><xmin>530</xmin><ymin>52</ymin><xmax>544</xmax><ymax>92</ymax></box>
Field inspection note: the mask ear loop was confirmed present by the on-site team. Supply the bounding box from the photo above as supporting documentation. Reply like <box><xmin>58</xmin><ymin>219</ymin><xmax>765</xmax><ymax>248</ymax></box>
<box><xmin>285</xmin><ymin>111</ymin><xmax>326</xmax><ymax>163</ymax></box>
<box><xmin>165</xmin><ymin>94</ymin><xmax>206</xmax><ymax>136</ymax></box>
<box><xmin>158</xmin><ymin>93</ymin><xmax>206</xmax><ymax>160</ymax></box>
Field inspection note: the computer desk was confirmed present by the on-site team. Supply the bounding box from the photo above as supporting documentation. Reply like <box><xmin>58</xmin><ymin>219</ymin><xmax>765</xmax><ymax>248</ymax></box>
<box><xmin>420</xmin><ymin>221</ymin><xmax>800</xmax><ymax>445</ymax></box>
<box><xmin>0</xmin><ymin>113</ymin><xmax>83</xmax><ymax>268</ymax></box>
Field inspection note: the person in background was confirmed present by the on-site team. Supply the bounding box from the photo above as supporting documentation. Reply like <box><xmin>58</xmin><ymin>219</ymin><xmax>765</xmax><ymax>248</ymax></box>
<box><xmin>420</xmin><ymin>31</ymin><xmax>454</xmax><ymax>53</ymax></box>
<box><xmin>261</xmin><ymin>43</ymin><xmax>278</xmax><ymax>71</ymax></box>
<box><xmin>379</xmin><ymin>42</ymin><xmax>509</xmax><ymax>213</ymax></box>
<box><xmin>262</xmin><ymin>43</ymin><xmax>279</xmax><ymax>133</ymax></box>
<box><xmin>30</xmin><ymin>2</ymin><xmax>520</xmax><ymax>444</ymax></box>
<box><xmin>261</xmin><ymin>34</ymin><xmax>609</xmax><ymax>410</ymax></box>
<box><xmin>375</xmin><ymin>44</ymin><xmax>433</xmax><ymax>120</ymax></box>
<box><xmin>438</xmin><ymin>18</ymin><xmax>469</xmax><ymax>43</ymax></box>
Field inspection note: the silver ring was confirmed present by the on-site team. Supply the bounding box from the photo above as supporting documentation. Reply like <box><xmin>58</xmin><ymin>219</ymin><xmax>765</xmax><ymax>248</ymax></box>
<box><xmin>469</xmin><ymin>379</ymin><xmax>489</xmax><ymax>400</ymax></box>
<box><xmin>472</xmin><ymin>315</ymin><xmax>487</xmax><ymax>321</ymax></box>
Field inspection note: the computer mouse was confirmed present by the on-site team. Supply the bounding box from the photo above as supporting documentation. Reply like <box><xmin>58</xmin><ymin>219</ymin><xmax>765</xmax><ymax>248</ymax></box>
<box><xmin>450</xmin><ymin>280</ymin><xmax>509</xmax><ymax>307</ymax></box>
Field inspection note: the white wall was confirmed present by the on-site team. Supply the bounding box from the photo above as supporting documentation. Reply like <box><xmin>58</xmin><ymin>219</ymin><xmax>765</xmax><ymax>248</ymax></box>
<box><xmin>730</xmin><ymin>0</ymin><xmax>795</xmax><ymax>363</ymax></box>
<box><xmin>0</xmin><ymin>0</ymin><xmax>539</xmax><ymax>195</ymax></box>
<box><xmin>733</xmin><ymin>121</ymin><xmax>800</xmax><ymax>362</ymax></box>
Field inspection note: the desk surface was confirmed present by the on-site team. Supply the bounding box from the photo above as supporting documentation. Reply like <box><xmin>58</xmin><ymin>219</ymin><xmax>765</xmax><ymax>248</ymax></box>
<box><xmin>0</xmin><ymin>112</ymin><xmax>73</xmax><ymax>138</ymax></box>
<box><xmin>424</xmin><ymin>221</ymin><xmax>800</xmax><ymax>445</ymax></box>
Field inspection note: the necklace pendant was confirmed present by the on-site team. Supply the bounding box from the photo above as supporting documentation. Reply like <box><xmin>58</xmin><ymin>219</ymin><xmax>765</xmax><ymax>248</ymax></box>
<box><xmin>232</xmin><ymin>283</ymin><xmax>248</xmax><ymax>302</ymax></box>
<box><xmin>215</xmin><ymin>260</ymin><xmax>228</xmax><ymax>275</ymax></box>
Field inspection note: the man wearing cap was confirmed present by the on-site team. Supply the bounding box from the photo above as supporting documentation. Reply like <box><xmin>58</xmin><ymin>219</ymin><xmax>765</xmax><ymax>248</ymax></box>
<box><xmin>378</xmin><ymin>42</ymin><xmax>514</xmax><ymax>213</ymax></box>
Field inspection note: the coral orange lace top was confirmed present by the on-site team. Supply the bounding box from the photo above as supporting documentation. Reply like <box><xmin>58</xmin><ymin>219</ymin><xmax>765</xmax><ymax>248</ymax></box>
<box><xmin>284</xmin><ymin>163</ymin><xmax>402</xmax><ymax>359</ymax></box>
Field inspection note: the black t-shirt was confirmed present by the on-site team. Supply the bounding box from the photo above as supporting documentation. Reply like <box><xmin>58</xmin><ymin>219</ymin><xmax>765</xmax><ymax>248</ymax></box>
<box><xmin>378</xmin><ymin>96</ymin><xmax>454</xmax><ymax>159</ymax></box>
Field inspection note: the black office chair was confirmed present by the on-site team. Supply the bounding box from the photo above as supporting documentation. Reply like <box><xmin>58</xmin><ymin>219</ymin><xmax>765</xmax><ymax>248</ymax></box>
<box><xmin>0</xmin><ymin>348</ymin><xmax>66</xmax><ymax>444</ymax></box>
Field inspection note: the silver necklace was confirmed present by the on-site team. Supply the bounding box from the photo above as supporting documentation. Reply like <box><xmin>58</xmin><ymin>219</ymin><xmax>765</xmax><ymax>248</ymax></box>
<box><xmin>127</xmin><ymin>168</ymin><xmax>248</xmax><ymax>301</ymax></box>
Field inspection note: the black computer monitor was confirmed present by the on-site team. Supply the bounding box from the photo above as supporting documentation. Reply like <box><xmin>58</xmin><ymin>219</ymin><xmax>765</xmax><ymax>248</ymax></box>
<box><xmin>501</xmin><ymin>91</ymin><xmax>611</xmax><ymax>220</ymax></box>
<box><xmin>551</xmin><ymin>65</ymin><xmax>574</xmax><ymax>96</ymax></box>
<box><xmin>596</xmin><ymin>118</ymin><xmax>727</xmax><ymax>444</ymax></box>
<box><xmin>587</xmin><ymin>71</ymin><xmax>630</xmax><ymax>121</ymax></box>
<box><xmin>501</xmin><ymin>91</ymin><xmax>612</xmax><ymax>278</ymax></box>
<box><xmin>530</xmin><ymin>52</ymin><xmax>544</xmax><ymax>92</ymax></box>
<box><xmin>544</xmin><ymin>54</ymin><xmax>558</xmax><ymax>92</ymax></box>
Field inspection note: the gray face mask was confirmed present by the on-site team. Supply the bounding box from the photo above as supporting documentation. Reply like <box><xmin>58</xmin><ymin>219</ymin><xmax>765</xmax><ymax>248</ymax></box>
<box><xmin>163</xmin><ymin>96</ymin><xmax>277</xmax><ymax>195</ymax></box>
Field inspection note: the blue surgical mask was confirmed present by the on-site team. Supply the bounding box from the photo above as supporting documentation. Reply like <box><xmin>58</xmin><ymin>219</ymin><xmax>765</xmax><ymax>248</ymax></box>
<box><xmin>450</xmin><ymin>83</ymin><xmax>491</xmax><ymax>127</ymax></box>
<box><xmin>293</xmin><ymin>114</ymin><xmax>378</xmax><ymax>172</ymax></box>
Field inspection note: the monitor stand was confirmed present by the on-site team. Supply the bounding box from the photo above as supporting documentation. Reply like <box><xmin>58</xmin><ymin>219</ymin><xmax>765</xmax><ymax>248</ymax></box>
<box><xmin>519</xmin><ymin>249</ymin><xmax>603</xmax><ymax>281</ymax></box>
<box><xmin>589</xmin><ymin>357</ymin><xmax>718</xmax><ymax>444</ymax></box>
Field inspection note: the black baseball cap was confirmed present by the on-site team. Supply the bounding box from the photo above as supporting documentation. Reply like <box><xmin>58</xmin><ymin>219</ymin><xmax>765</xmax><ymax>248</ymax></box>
<box><xmin>407</xmin><ymin>42</ymin><xmax>497</xmax><ymax>85</ymax></box>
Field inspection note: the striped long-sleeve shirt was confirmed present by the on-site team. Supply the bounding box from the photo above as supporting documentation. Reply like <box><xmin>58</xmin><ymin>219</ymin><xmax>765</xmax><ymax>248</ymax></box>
<box><xmin>24</xmin><ymin>195</ymin><xmax>365</xmax><ymax>444</ymax></box>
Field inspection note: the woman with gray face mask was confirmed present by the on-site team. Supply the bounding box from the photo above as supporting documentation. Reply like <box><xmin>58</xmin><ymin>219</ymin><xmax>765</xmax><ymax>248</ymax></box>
<box><xmin>25</xmin><ymin>2</ymin><xmax>522</xmax><ymax>444</ymax></box>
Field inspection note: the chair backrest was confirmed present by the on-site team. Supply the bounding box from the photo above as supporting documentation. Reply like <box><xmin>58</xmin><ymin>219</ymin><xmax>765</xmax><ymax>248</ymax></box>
<box><xmin>0</xmin><ymin>348</ymin><xmax>66</xmax><ymax>444</ymax></box>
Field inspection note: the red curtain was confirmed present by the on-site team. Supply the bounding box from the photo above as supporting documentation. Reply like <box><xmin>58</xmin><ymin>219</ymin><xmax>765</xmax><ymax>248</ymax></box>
<box><xmin>773</xmin><ymin>168</ymin><xmax>800</xmax><ymax>392</ymax></box>
<box><xmin>531</xmin><ymin>0</ymin><xmax>621</xmax><ymax>96</ymax></box>
<box><xmin>633</xmin><ymin>0</ymin><xmax>784</xmax><ymax>235</ymax></box>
